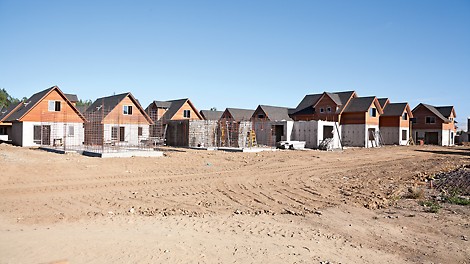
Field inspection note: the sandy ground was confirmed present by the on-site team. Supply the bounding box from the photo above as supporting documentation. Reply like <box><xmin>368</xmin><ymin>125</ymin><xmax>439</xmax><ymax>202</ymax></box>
<box><xmin>0</xmin><ymin>143</ymin><xmax>469</xmax><ymax>264</ymax></box>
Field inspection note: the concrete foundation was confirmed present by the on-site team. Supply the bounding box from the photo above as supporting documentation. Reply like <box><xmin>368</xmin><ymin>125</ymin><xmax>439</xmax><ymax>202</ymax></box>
<box><xmin>11</xmin><ymin>121</ymin><xmax>85</xmax><ymax>147</ymax></box>
<box><xmin>414</xmin><ymin>129</ymin><xmax>455</xmax><ymax>146</ymax></box>
<box><xmin>292</xmin><ymin>121</ymin><xmax>341</xmax><ymax>149</ymax></box>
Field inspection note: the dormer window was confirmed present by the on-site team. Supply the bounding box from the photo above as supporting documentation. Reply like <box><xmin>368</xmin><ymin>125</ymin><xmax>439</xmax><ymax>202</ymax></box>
<box><xmin>48</xmin><ymin>101</ymin><xmax>61</xmax><ymax>112</ymax></box>
<box><xmin>369</xmin><ymin>108</ymin><xmax>377</xmax><ymax>117</ymax></box>
<box><xmin>402</xmin><ymin>113</ymin><xmax>408</xmax><ymax>120</ymax></box>
<box><xmin>123</xmin><ymin>105</ymin><xmax>133</xmax><ymax>115</ymax></box>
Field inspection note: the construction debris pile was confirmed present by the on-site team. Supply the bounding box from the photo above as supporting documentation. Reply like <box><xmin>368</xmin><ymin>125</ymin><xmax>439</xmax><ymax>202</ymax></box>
<box><xmin>434</xmin><ymin>165</ymin><xmax>470</xmax><ymax>195</ymax></box>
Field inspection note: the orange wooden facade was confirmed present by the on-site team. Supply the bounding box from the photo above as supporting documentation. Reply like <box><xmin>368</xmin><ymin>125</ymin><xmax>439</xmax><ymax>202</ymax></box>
<box><xmin>103</xmin><ymin>96</ymin><xmax>152</xmax><ymax>125</ymax></box>
<box><xmin>20</xmin><ymin>89</ymin><xmax>84</xmax><ymax>123</ymax></box>
<box><xmin>169</xmin><ymin>101</ymin><xmax>202</xmax><ymax>120</ymax></box>
<box><xmin>312</xmin><ymin>95</ymin><xmax>340</xmax><ymax>121</ymax></box>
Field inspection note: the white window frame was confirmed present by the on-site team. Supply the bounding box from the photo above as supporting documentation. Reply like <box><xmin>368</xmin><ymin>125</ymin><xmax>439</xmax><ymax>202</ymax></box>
<box><xmin>48</xmin><ymin>100</ymin><xmax>61</xmax><ymax>112</ymax></box>
<box><xmin>123</xmin><ymin>105</ymin><xmax>133</xmax><ymax>115</ymax></box>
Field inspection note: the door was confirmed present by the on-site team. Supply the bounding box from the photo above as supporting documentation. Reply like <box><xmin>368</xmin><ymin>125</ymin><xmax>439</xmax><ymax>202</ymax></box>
<box><xmin>424</xmin><ymin>132</ymin><xmax>439</xmax><ymax>145</ymax></box>
<box><xmin>42</xmin><ymin>125</ymin><xmax>51</xmax><ymax>145</ymax></box>
<box><xmin>323</xmin><ymin>126</ymin><xmax>334</xmax><ymax>140</ymax></box>
<box><xmin>274</xmin><ymin>125</ymin><xmax>284</xmax><ymax>143</ymax></box>
<box><xmin>119</xmin><ymin>126</ymin><xmax>125</xmax><ymax>142</ymax></box>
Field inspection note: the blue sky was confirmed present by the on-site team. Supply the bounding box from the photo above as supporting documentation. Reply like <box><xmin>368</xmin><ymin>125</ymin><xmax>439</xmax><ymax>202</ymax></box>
<box><xmin>1</xmin><ymin>0</ymin><xmax>469</xmax><ymax>129</ymax></box>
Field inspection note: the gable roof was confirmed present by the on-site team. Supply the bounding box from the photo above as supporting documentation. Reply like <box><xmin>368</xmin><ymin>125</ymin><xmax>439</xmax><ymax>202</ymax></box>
<box><xmin>382</xmin><ymin>103</ymin><xmax>412</xmax><ymax>117</ymax></box>
<box><xmin>316</xmin><ymin>91</ymin><xmax>357</xmax><ymax>114</ymax></box>
<box><xmin>146</xmin><ymin>98</ymin><xmax>203</xmax><ymax>120</ymax></box>
<box><xmin>343</xmin><ymin>96</ymin><xmax>383</xmax><ymax>114</ymax></box>
<box><xmin>200</xmin><ymin>110</ymin><xmax>223</xmax><ymax>120</ymax></box>
<box><xmin>86</xmin><ymin>92</ymin><xmax>153</xmax><ymax>123</ymax></box>
<box><xmin>378</xmin><ymin>98</ymin><xmax>390</xmax><ymax>109</ymax></box>
<box><xmin>223</xmin><ymin>108</ymin><xmax>255</xmax><ymax>121</ymax></box>
<box><xmin>255</xmin><ymin>105</ymin><xmax>293</xmax><ymax>121</ymax></box>
<box><xmin>65</xmin><ymin>94</ymin><xmax>78</xmax><ymax>103</ymax></box>
<box><xmin>5</xmin><ymin>86</ymin><xmax>87</xmax><ymax>122</ymax></box>
<box><xmin>413</xmin><ymin>104</ymin><xmax>454</xmax><ymax>123</ymax></box>
<box><xmin>0</xmin><ymin>102</ymin><xmax>22</xmax><ymax>122</ymax></box>
<box><xmin>291</xmin><ymin>93</ymin><xmax>323</xmax><ymax>115</ymax></box>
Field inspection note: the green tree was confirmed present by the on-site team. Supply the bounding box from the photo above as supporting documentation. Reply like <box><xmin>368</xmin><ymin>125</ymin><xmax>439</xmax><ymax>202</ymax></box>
<box><xmin>0</xmin><ymin>89</ymin><xmax>21</xmax><ymax>108</ymax></box>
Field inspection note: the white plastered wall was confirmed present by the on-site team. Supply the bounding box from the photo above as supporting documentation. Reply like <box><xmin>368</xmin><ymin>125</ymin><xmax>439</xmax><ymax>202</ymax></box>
<box><xmin>292</xmin><ymin>121</ymin><xmax>341</xmax><ymax>149</ymax></box>
<box><xmin>253</xmin><ymin>121</ymin><xmax>294</xmax><ymax>146</ymax></box>
<box><xmin>103</xmin><ymin>124</ymin><xmax>150</xmax><ymax>146</ymax></box>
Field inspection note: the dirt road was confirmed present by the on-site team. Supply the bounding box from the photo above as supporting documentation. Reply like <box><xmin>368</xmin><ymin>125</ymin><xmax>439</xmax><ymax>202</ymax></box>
<box><xmin>0</xmin><ymin>144</ymin><xmax>469</xmax><ymax>263</ymax></box>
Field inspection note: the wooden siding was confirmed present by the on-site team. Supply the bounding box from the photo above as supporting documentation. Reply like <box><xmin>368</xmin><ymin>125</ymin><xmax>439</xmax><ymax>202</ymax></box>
<box><xmin>341</xmin><ymin>112</ymin><xmax>365</xmax><ymax>125</ymax></box>
<box><xmin>170</xmin><ymin>101</ymin><xmax>202</xmax><ymax>120</ymax></box>
<box><xmin>103</xmin><ymin>96</ymin><xmax>151</xmax><ymax>125</ymax></box>
<box><xmin>313</xmin><ymin>96</ymin><xmax>339</xmax><ymax>121</ymax></box>
<box><xmin>412</xmin><ymin>105</ymin><xmax>455</xmax><ymax>131</ymax></box>
<box><xmin>20</xmin><ymin>89</ymin><xmax>84</xmax><ymax>123</ymax></box>
<box><xmin>252</xmin><ymin>108</ymin><xmax>268</xmax><ymax>121</ymax></box>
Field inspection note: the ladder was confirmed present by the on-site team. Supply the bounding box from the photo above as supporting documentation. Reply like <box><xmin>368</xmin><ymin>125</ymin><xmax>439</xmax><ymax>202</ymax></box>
<box><xmin>248</xmin><ymin>129</ymin><xmax>257</xmax><ymax>147</ymax></box>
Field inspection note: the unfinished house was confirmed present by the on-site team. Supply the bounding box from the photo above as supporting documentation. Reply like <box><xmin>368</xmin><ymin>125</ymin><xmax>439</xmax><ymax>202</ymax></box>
<box><xmin>289</xmin><ymin>91</ymin><xmax>356</xmax><ymax>121</ymax></box>
<box><xmin>340</xmin><ymin>96</ymin><xmax>384</xmax><ymax>147</ymax></box>
<box><xmin>145</xmin><ymin>98</ymin><xmax>202</xmax><ymax>141</ymax></box>
<box><xmin>218</xmin><ymin>108</ymin><xmax>255</xmax><ymax>148</ymax></box>
<box><xmin>2</xmin><ymin>86</ymin><xmax>86</xmax><ymax>147</ymax></box>
<box><xmin>0</xmin><ymin>102</ymin><xmax>22</xmax><ymax>141</ymax></box>
<box><xmin>200</xmin><ymin>110</ymin><xmax>223</xmax><ymax>120</ymax></box>
<box><xmin>379</xmin><ymin>101</ymin><xmax>413</xmax><ymax>145</ymax></box>
<box><xmin>251</xmin><ymin>105</ymin><xmax>294</xmax><ymax>146</ymax></box>
<box><xmin>411</xmin><ymin>103</ymin><xmax>457</xmax><ymax>146</ymax></box>
<box><xmin>84</xmin><ymin>92</ymin><xmax>153</xmax><ymax>149</ymax></box>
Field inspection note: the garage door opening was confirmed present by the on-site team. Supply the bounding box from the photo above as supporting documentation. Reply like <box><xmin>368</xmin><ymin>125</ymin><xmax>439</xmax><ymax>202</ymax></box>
<box><xmin>424</xmin><ymin>132</ymin><xmax>439</xmax><ymax>145</ymax></box>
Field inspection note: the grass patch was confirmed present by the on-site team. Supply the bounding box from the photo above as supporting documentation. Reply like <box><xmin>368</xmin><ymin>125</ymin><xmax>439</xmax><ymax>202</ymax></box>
<box><xmin>444</xmin><ymin>196</ymin><xmax>470</xmax><ymax>206</ymax></box>
<box><xmin>419</xmin><ymin>200</ymin><xmax>441</xmax><ymax>213</ymax></box>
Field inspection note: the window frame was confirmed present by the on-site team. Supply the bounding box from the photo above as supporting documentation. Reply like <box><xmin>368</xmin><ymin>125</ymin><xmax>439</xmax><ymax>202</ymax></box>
<box><xmin>402</xmin><ymin>129</ymin><xmax>407</xmax><ymax>141</ymax></box>
<box><xmin>425</xmin><ymin>116</ymin><xmax>436</xmax><ymax>124</ymax></box>
<box><xmin>138</xmin><ymin>126</ymin><xmax>143</xmax><ymax>136</ymax></box>
<box><xmin>369</xmin><ymin>108</ymin><xmax>377</xmax><ymax>117</ymax></box>
<box><xmin>33</xmin><ymin>125</ymin><xmax>42</xmax><ymax>144</ymax></box>
<box><xmin>48</xmin><ymin>100</ymin><xmax>61</xmax><ymax>112</ymax></box>
<box><xmin>123</xmin><ymin>105</ymin><xmax>133</xmax><ymax>115</ymax></box>
<box><xmin>111</xmin><ymin>126</ymin><xmax>118</xmax><ymax>140</ymax></box>
<box><xmin>183</xmin><ymin>110</ymin><xmax>191</xmax><ymax>118</ymax></box>
<box><xmin>68</xmin><ymin>125</ymin><xmax>74</xmax><ymax>137</ymax></box>
<box><xmin>402</xmin><ymin>112</ymin><xmax>408</xmax><ymax>120</ymax></box>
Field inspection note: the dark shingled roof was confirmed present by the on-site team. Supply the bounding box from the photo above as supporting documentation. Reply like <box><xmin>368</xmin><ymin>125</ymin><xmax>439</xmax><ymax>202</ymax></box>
<box><xmin>65</xmin><ymin>94</ymin><xmax>78</xmax><ymax>103</ymax></box>
<box><xmin>86</xmin><ymin>92</ymin><xmax>152</xmax><ymax>123</ymax></box>
<box><xmin>200</xmin><ymin>110</ymin><xmax>223</xmax><ymax>120</ymax></box>
<box><xmin>224</xmin><ymin>108</ymin><xmax>255</xmax><ymax>121</ymax></box>
<box><xmin>0</xmin><ymin>102</ymin><xmax>22</xmax><ymax>122</ymax></box>
<box><xmin>327</xmin><ymin>91</ymin><xmax>356</xmax><ymax>113</ymax></box>
<box><xmin>256</xmin><ymin>105</ymin><xmax>293</xmax><ymax>121</ymax></box>
<box><xmin>152</xmin><ymin>101</ymin><xmax>173</xmax><ymax>109</ymax></box>
<box><xmin>382</xmin><ymin>103</ymin><xmax>408</xmax><ymax>117</ymax></box>
<box><xmin>413</xmin><ymin>104</ymin><xmax>453</xmax><ymax>123</ymax></box>
<box><xmin>145</xmin><ymin>99</ymin><xmax>202</xmax><ymax>120</ymax></box>
<box><xmin>291</xmin><ymin>93</ymin><xmax>322</xmax><ymax>115</ymax></box>
<box><xmin>343</xmin><ymin>96</ymin><xmax>377</xmax><ymax>113</ymax></box>
<box><xmin>435</xmin><ymin>106</ymin><xmax>455</xmax><ymax>118</ymax></box>
<box><xmin>5</xmin><ymin>88</ymin><xmax>52</xmax><ymax>122</ymax></box>
<box><xmin>5</xmin><ymin>86</ymin><xmax>86</xmax><ymax>122</ymax></box>
<box><xmin>378</xmin><ymin>98</ymin><xmax>389</xmax><ymax>109</ymax></box>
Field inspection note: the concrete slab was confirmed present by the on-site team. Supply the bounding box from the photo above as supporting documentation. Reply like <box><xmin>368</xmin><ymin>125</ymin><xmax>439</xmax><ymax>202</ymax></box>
<box><xmin>217</xmin><ymin>147</ymin><xmax>276</xmax><ymax>153</ymax></box>
<box><xmin>39</xmin><ymin>147</ymin><xmax>79</xmax><ymax>155</ymax></box>
<box><xmin>81</xmin><ymin>150</ymin><xmax>164</xmax><ymax>158</ymax></box>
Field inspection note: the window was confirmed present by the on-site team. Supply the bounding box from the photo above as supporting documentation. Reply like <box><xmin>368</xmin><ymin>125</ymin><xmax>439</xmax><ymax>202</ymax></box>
<box><xmin>425</xmin><ymin>116</ymin><xmax>436</xmax><ymax>124</ymax></box>
<box><xmin>402</xmin><ymin>130</ymin><xmax>407</xmax><ymax>141</ymax></box>
<box><xmin>257</xmin><ymin>114</ymin><xmax>264</xmax><ymax>119</ymax></box>
<box><xmin>111</xmin><ymin>127</ymin><xmax>118</xmax><ymax>140</ymax></box>
<box><xmin>33</xmin><ymin>125</ymin><xmax>41</xmax><ymax>144</ymax></box>
<box><xmin>183</xmin><ymin>110</ymin><xmax>191</xmax><ymax>118</ymax></box>
<box><xmin>320</xmin><ymin>108</ymin><xmax>324</xmax><ymax>113</ymax></box>
<box><xmin>327</xmin><ymin>107</ymin><xmax>331</xmax><ymax>113</ymax></box>
<box><xmin>402</xmin><ymin>113</ymin><xmax>408</xmax><ymax>120</ymax></box>
<box><xmin>123</xmin><ymin>105</ymin><xmax>133</xmax><ymax>115</ymax></box>
<box><xmin>48</xmin><ymin>100</ymin><xmax>61</xmax><ymax>112</ymax></box>
<box><xmin>138</xmin><ymin>127</ymin><xmax>143</xmax><ymax>136</ymax></box>
<box><xmin>68</xmin><ymin>125</ymin><xmax>74</xmax><ymax>137</ymax></box>
<box><xmin>369</xmin><ymin>108</ymin><xmax>377</xmax><ymax>117</ymax></box>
